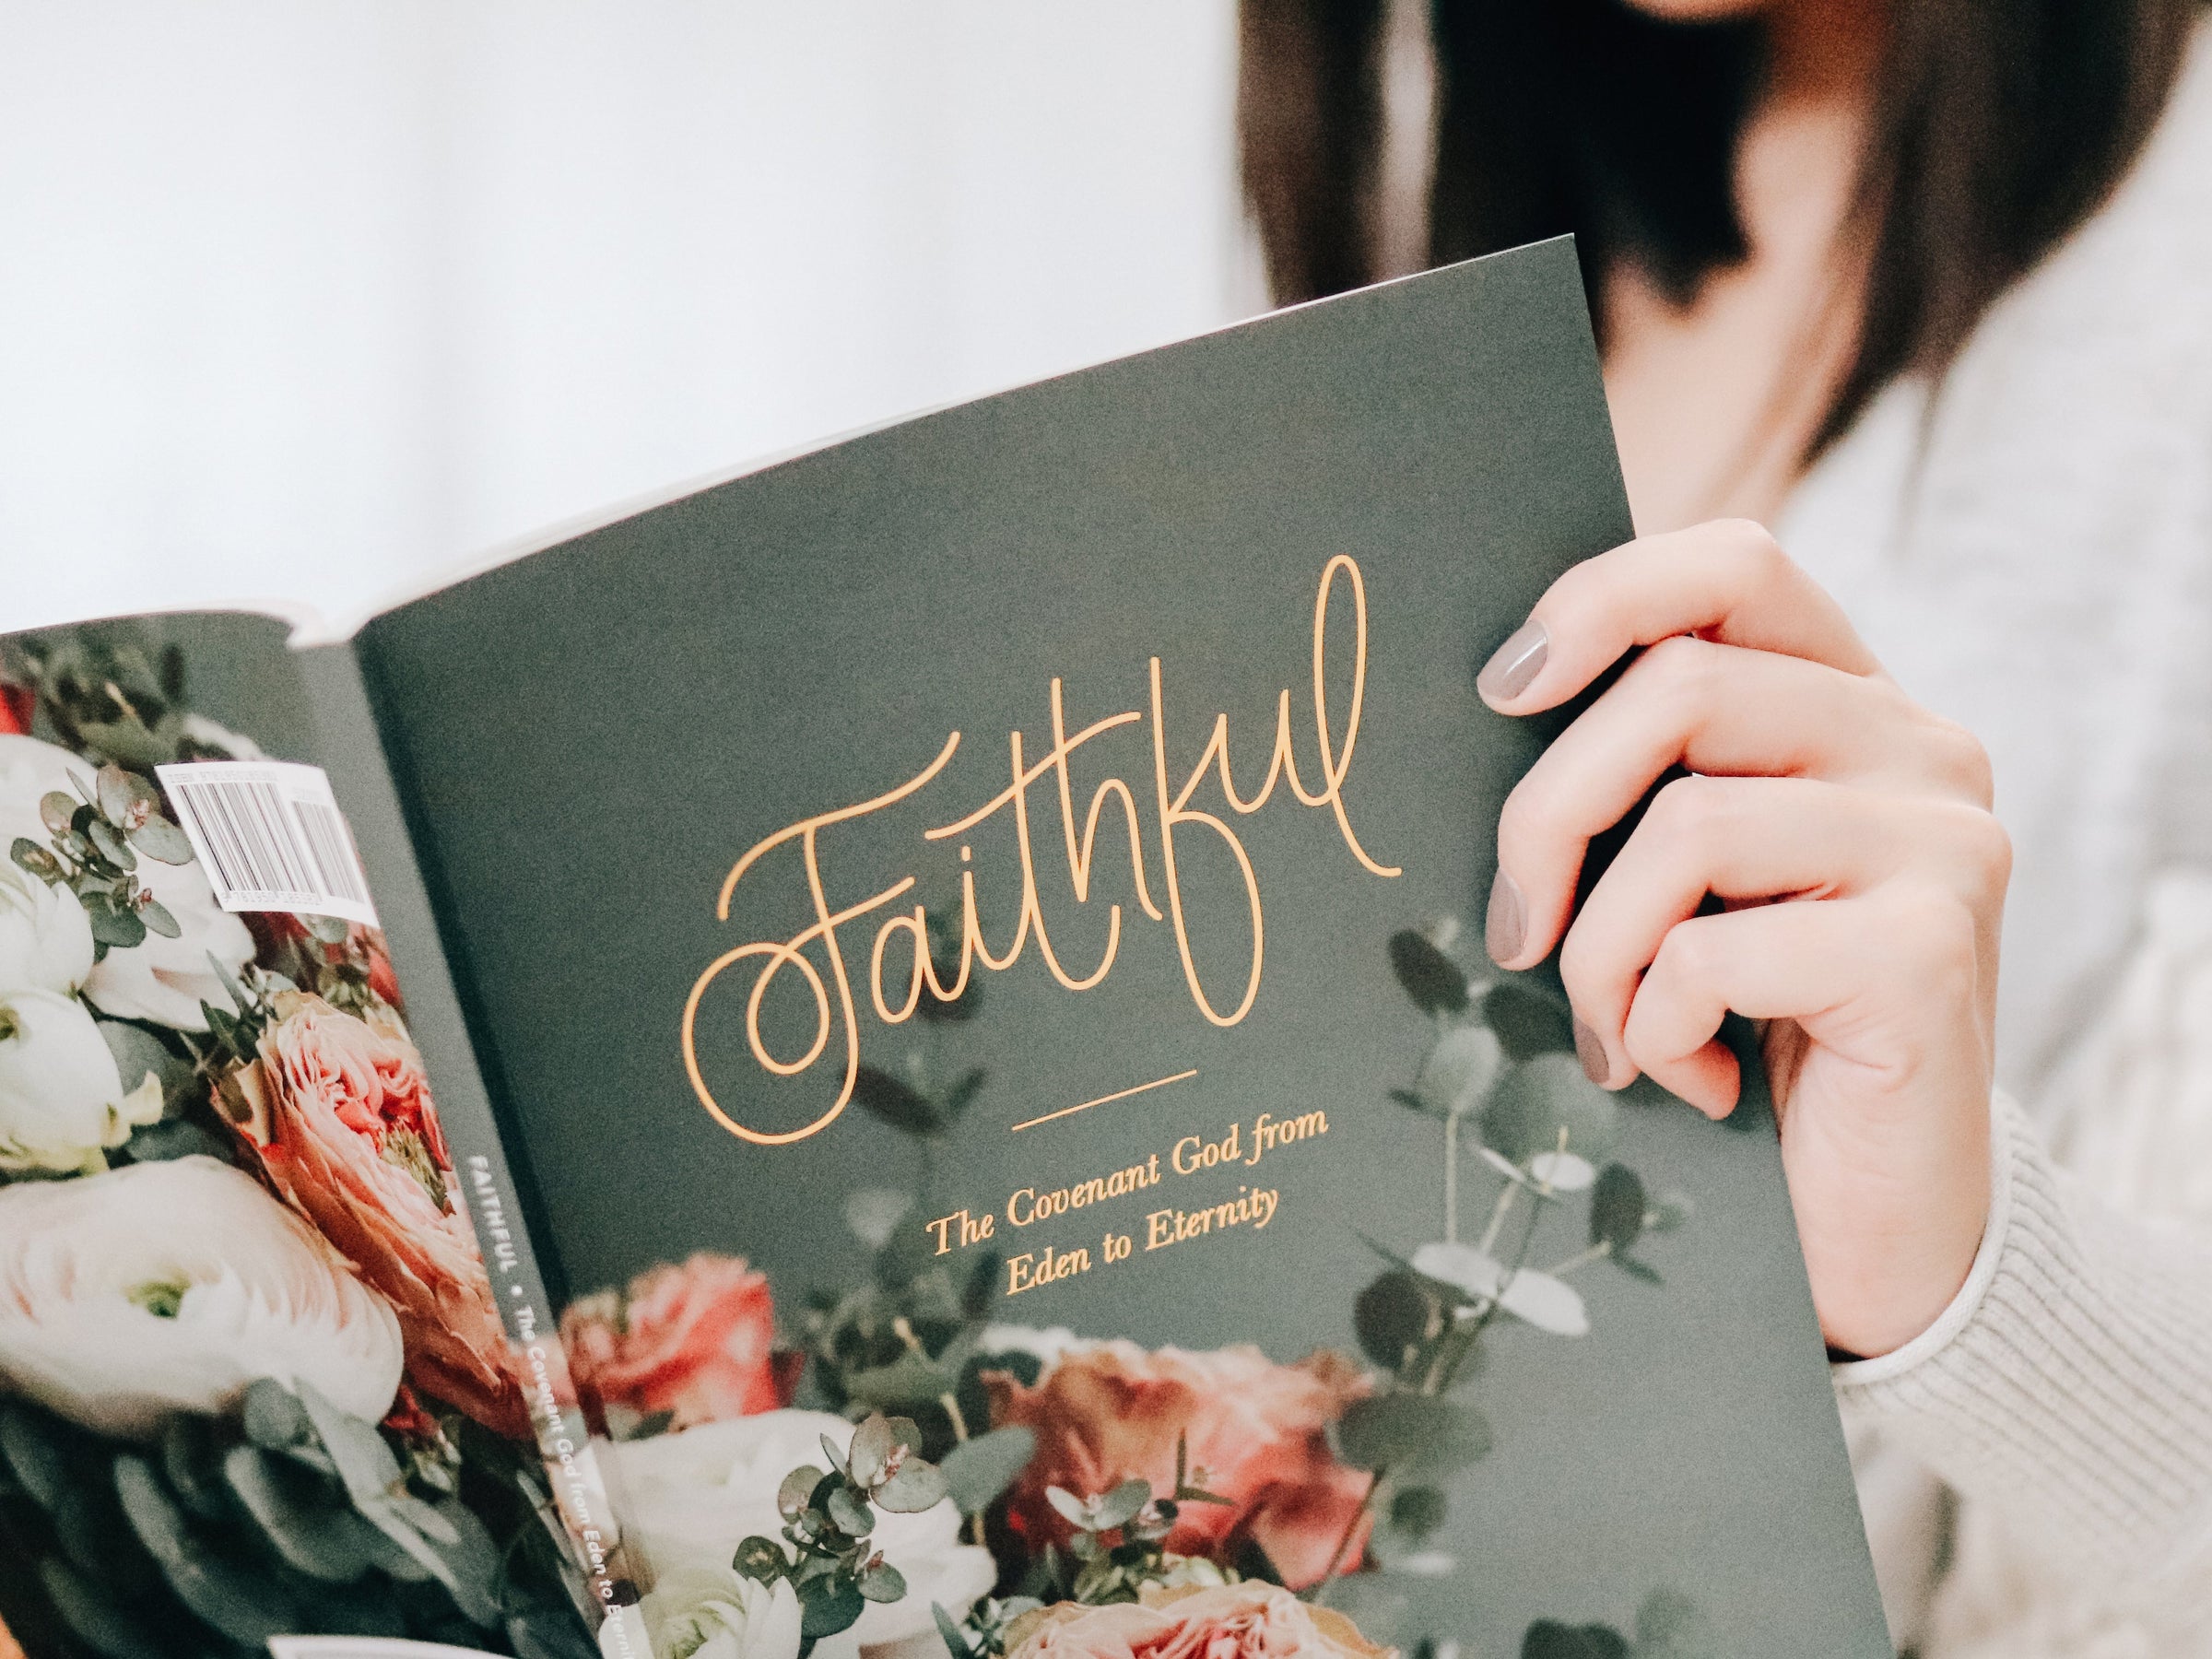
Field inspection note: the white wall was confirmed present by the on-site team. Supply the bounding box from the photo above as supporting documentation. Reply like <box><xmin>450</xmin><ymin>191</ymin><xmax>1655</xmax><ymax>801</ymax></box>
<box><xmin>0</xmin><ymin>3</ymin><xmax>1252</xmax><ymax>632</ymax></box>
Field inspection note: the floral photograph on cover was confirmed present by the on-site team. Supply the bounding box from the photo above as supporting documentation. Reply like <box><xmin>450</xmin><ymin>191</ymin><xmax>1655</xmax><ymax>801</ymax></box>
<box><xmin>0</xmin><ymin>622</ymin><xmax>597</xmax><ymax>1659</ymax></box>
<box><xmin>571</xmin><ymin>910</ymin><xmax>1716</xmax><ymax>1659</ymax></box>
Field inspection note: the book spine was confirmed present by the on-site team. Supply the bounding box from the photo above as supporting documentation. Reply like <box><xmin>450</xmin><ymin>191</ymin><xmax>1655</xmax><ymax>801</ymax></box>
<box><xmin>297</xmin><ymin>643</ymin><xmax>635</xmax><ymax>1647</ymax></box>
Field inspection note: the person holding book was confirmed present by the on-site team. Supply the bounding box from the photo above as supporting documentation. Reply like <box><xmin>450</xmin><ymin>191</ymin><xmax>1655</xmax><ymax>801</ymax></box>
<box><xmin>1241</xmin><ymin>0</ymin><xmax>2212</xmax><ymax>1650</ymax></box>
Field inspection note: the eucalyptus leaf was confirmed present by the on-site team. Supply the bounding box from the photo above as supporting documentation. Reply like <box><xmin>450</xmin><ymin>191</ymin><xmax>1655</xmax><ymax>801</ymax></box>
<box><xmin>778</xmin><ymin>1465</ymin><xmax>828</xmax><ymax>1521</ymax></box>
<box><xmin>1410</xmin><ymin>1242</ymin><xmax>1590</xmax><ymax>1335</ymax></box>
<box><xmin>934</xmin><ymin>1601</ymin><xmax>981</xmax><ymax>1659</ymax></box>
<box><xmin>159</xmin><ymin>1412</ymin><xmax>231</xmax><ymax>1522</ymax></box>
<box><xmin>827</xmin><ymin>1483</ymin><xmax>875</xmax><ymax>1537</ymax></box>
<box><xmin>11</xmin><ymin>836</ymin><xmax>62</xmax><ymax>880</ymax></box>
<box><xmin>942</xmin><ymin>1066</ymin><xmax>990</xmax><ymax>1124</ymax></box>
<box><xmin>0</xmin><ymin>1397</ymin><xmax>73</xmax><ymax>1509</ymax></box>
<box><xmin>137</xmin><ymin>897</ymin><xmax>180</xmax><ymax>938</ymax></box>
<box><xmin>1353</xmin><ymin>1270</ymin><xmax>1438</xmax><ymax>1369</ymax></box>
<box><xmin>844</xmin><ymin>1188</ymin><xmax>914</xmax><ymax>1250</ymax></box>
<box><xmin>292</xmin><ymin>1379</ymin><xmax>402</xmax><ymax>1502</ymax></box>
<box><xmin>97</xmin><ymin>764</ymin><xmax>147</xmax><ymax>825</ymax></box>
<box><xmin>857</xmin><ymin>1560</ymin><xmax>909</xmax><ymax>1603</ymax></box>
<box><xmin>114</xmin><ymin>1452</ymin><xmax>297</xmax><ymax>1646</ymax></box>
<box><xmin>841</xmin><ymin>1351</ymin><xmax>950</xmax><ymax>1412</ymax></box>
<box><xmin>242</xmin><ymin>1377</ymin><xmax>313</xmax><ymax>1450</ymax></box>
<box><xmin>1633</xmin><ymin>1589</ymin><xmax>1715</xmax><ymax>1659</ymax></box>
<box><xmin>1333</xmin><ymin>1392</ymin><xmax>1490</xmax><ymax>1474</ymax></box>
<box><xmin>86</xmin><ymin>816</ymin><xmax>136</xmax><ymax>870</ymax></box>
<box><xmin>1388</xmin><ymin>928</ymin><xmax>1470</xmax><ymax>1014</ymax></box>
<box><xmin>735</xmin><ymin>1535</ymin><xmax>789</xmax><ymax>1584</ymax></box>
<box><xmin>1417</xmin><ymin>1025</ymin><xmax>1505</xmax><ymax>1117</ymax></box>
<box><xmin>1480</xmin><ymin>981</ymin><xmax>1577</xmax><ymax>1061</ymax></box>
<box><xmin>222</xmin><ymin>1442</ymin><xmax>380</xmax><ymax>1583</ymax></box>
<box><xmin>1480</xmin><ymin>1054</ymin><xmax>1620</xmax><ymax>1163</ymax></box>
<box><xmin>1589</xmin><ymin>1164</ymin><xmax>1647</xmax><ymax>1253</ymax></box>
<box><xmin>853</xmin><ymin>1064</ymin><xmax>944</xmax><ymax>1135</ymax></box>
<box><xmin>1388</xmin><ymin>1484</ymin><xmax>1449</xmax><ymax>1540</ymax></box>
<box><xmin>938</xmin><ymin>1425</ymin><xmax>1037</xmax><ymax>1516</ymax></box>
<box><xmin>1521</xmin><ymin>1620</ymin><xmax>1630</xmax><ymax>1659</ymax></box>
<box><xmin>1044</xmin><ymin>1486</ymin><xmax>1091</xmax><ymax>1528</ymax></box>
<box><xmin>84</xmin><ymin>893</ymin><xmax>147</xmax><ymax>950</ymax></box>
<box><xmin>800</xmin><ymin>1578</ymin><xmax>867</xmax><ymax>1641</ymax></box>
<box><xmin>40</xmin><ymin>791</ymin><xmax>78</xmax><ymax>837</ymax></box>
<box><xmin>129</xmin><ymin>816</ymin><xmax>195</xmax><ymax>865</ymax></box>
<box><xmin>876</xmin><ymin>1457</ymin><xmax>948</xmax><ymax>1513</ymax></box>
<box><xmin>36</xmin><ymin>1558</ymin><xmax>171</xmax><ymax>1659</ymax></box>
<box><xmin>1091</xmin><ymin>1477</ymin><xmax>1152</xmax><ymax>1533</ymax></box>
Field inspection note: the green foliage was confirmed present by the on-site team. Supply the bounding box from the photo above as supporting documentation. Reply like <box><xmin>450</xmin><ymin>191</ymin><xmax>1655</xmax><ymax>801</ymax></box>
<box><xmin>1479</xmin><ymin>1055</ymin><xmax>1619</xmax><ymax>1165</ymax></box>
<box><xmin>735</xmin><ymin>1414</ymin><xmax>951</xmax><ymax>1657</ymax></box>
<box><xmin>1523</xmin><ymin>1621</ymin><xmax>1630</xmax><ymax>1659</ymax></box>
<box><xmin>1013</xmin><ymin>1433</ymin><xmax>1236</xmax><ymax>1609</ymax></box>
<box><xmin>1334</xmin><ymin>1394</ymin><xmax>1490</xmax><ymax>1476</ymax></box>
<box><xmin>939</xmin><ymin>1427</ymin><xmax>1038</xmax><ymax>1517</ymax></box>
<box><xmin>0</xmin><ymin>1384</ymin><xmax>593</xmax><ymax>1659</ymax></box>
<box><xmin>1387</xmin><ymin>929</ymin><xmax>1470</xmax><ymax>1015</ymax></box>
<box><xmin>9</xmin><ymin>763</ymin><xmax>196</xmax><ymax>963</ymax></box>
<box><xmin>1519</xmin><ymin>1591</ymin><xmax>1714</xmax><ymax>1659</ymax></box>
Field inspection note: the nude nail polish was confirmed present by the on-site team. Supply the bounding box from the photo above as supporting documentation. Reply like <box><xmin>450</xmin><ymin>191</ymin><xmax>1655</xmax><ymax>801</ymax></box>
<box><xmin>1477</xmin><ymin>619</ymin><xmax>1548</xmax><ymax>702</ymax></box>
<box><xmin>1573</xmin><ymin>1015</ymin><xmax>1609</xmax><ymax>1087</ymax></box>
<box><xmin>1485</xmin><ymin>869</ymin><xmax>1524</xmax><ymax>964</ymax></box>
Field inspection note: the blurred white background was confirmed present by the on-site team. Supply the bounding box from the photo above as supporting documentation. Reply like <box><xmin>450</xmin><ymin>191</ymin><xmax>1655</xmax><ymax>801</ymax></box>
<box><xmin>0</xmin><ymin>3</ymin><xmax>1253</xmax><ymax>633</ymax></box>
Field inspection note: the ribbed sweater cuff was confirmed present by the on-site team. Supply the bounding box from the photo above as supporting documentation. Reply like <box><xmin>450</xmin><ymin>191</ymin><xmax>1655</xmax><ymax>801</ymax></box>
<box><xmin>1832</xmin><ymin>1089</ymin><xmax>2212</xmax><ymax>1573</ymax></box>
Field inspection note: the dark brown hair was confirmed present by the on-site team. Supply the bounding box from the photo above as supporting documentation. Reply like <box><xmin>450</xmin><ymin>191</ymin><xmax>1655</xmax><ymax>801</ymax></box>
<box><xmin>1240</xmin><ymin>0</ymin><xmax>2200</xmax><ymax>454</ymax></box>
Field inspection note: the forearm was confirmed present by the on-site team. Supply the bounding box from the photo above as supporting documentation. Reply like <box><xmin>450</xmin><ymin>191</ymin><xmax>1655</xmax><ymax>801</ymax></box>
<box><xmin>1833</xmin><ymin>1089</ymin><xmax>2212</xmax><ymax>1575</ymax></box>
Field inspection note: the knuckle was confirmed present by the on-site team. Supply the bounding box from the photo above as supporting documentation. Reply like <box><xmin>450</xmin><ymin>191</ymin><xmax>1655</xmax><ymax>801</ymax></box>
<box><xmin>1650</xmin><ymin>914</ymin><xmax>1721</xmax><ymax>985</ymax></box>
<box><xmin>1495</xmin><ymin>786</ymin><xmax>1550</xmax><ymax>861</ymax></box>
<box><xmin>1632</xmin><ymin>632</ymin><xmax>1718</xmax><ymax>709</ymax></box>
<box><xmin>1893</xmin><ymin>886</ymin><xmax>1980</xmax><ymax>981</ymax></box>
<box><xmin>1556</xmin><ymin>922</ymin><xmax>1604</xmax><ymax>1006</ymax></box>
<box><xmin>1717</xmin><ymin>518</ymin><xmax>1791</xmax><ymax>594</ymax></box>
<box><xmin>1943</xmin><ymin>802</ymin><xmax>2014</xmax><ymax>893</ymax></box>
<box><xmin>1924</xmin><ymin>715</ymin><xmax>1995</xmax><ymax>806</ymax></box>
<box><xmin>1645</xmin><ymin>773</ymin><xmax>1729</xmax><ymax>854</ymax></box>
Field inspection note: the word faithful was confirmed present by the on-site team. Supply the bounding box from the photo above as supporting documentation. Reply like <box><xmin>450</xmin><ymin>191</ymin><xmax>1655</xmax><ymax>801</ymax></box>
<box><xmin>682</xmin><ymin>558</ymin><xmax>1399</xmax><ymax>1147</ymax></box>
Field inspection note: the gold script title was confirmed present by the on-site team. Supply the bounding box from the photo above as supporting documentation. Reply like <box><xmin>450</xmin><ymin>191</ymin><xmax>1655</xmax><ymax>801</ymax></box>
<box><xmin>681</xmin><ymin>556</ymin><xmax>1398</xmax><ymax>1146</ymax></box>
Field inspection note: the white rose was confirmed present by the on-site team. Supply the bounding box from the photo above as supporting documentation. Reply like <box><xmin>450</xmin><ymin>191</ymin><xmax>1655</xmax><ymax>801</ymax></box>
<box><xmin>609</xmin><ymin>1408</ymin><xmax>995</xmax><ymax>1659</ymax></box>
<box><xmin>0</xmin><ymin>734</ymin><xmax>253</xmax><ymax>1033</ymax></box>
<box><xmin>0</xmin><ymin>986</ymin><xmax>162</xmax><ymax>1173</ymax></box>
<box><xmin>617</xmin><ymin>1566</ymin><xmax>803</xmax><ymax>1659</ymax></box>
<box><xmin>0</xmin><ymin>862</ymin><xmax>94</xmax><ymax>995</ymax></box>
<box><xmin>0</xmin><ymin>1155</ymin><xmax>404</xmax><ymax>1437</ymax></box>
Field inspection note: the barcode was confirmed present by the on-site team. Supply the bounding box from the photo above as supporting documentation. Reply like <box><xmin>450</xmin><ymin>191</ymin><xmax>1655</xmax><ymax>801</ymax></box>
<box><xmin>154</xmin><ymin>761</ymin><xmax>379</xmax><ymax>926</ymax></box>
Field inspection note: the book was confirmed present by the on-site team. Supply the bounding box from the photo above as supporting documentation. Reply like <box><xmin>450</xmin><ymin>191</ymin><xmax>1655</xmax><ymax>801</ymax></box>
<box><xmin>0</xmin><ymin>239</ymin><xmax>1889</xmax><ymax>1659</ymax></box>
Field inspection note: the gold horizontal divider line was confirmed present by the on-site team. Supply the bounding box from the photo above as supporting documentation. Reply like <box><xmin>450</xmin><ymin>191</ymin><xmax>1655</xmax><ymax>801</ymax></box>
<box><xmin>1009</xmin><ymin>1067</ymin><xmax>1199</xmax><ymax>1133</ymax></box>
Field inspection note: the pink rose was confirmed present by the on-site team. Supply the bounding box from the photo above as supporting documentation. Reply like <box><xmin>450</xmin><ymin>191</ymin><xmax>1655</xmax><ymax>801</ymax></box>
<box><xmin>985</xmin><ymin>1340</ymin><xmax>1372</xmax><ymax>1591</ymax></box>
<box><xmin>1005</xmin><ymin>1582</ymin><xmax>1390</xmax><ymax>1659</ymax></box>
<box><xmin>223</xmin><ymin>992</ymin><xmax>523</xmax><ymax>1434</ymax></box>
<box><xmin>561</xmin><ymin>1253</ymin><xmax>794</xmax><ymax>1430</ymax></box>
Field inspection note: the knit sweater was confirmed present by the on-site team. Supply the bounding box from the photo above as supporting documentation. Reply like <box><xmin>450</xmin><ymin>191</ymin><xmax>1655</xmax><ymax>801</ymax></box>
<box><xmin>1783</xmin><ymin>20</ymin><xmax>2212</xmax><ymax>1652</ymax></box>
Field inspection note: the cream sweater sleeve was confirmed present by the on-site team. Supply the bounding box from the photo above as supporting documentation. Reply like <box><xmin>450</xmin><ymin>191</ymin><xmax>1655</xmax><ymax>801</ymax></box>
<box><xmin>1833</xmin><ymin>872</ymin><xmax>2212</xmax><ymax>1633</ymax></box>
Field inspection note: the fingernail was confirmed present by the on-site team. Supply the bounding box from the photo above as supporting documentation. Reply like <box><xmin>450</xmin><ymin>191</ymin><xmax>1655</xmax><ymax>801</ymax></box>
<box><xmin>1572</xmin><ymin>1015</ymin><xmax>1610</xmax><ymax>1087</ymax></box>
<box><xmin>1485</xmin><ymin>869</ymin><xmax>1524</xmax><ymax>964</ymax></box>
<box><xmin>1477</xmin><ymin>619</ymin><xmax>1548</xmax><ymax>703</ymax></box>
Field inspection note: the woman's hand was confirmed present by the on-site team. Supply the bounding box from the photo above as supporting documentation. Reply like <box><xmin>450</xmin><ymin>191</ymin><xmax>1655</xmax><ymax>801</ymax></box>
<box><xmin>1477</xmin><ymin>520</ymin><xmax>2008</xmax><ymax>1359</ymax></box>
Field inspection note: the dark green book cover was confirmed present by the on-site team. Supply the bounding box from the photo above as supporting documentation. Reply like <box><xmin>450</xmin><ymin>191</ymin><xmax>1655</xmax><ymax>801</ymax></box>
<box><xmin>0</xmin><ymin>240</ymin><xmax>1888</xmax><ymax>1659</ymax></box>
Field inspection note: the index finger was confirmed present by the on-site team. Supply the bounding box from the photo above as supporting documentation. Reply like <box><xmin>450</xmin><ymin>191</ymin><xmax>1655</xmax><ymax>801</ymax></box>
<box><xmin>1476</xmin><ymin>519</ymin><xmax>1884</xmax><ymax>712</ymax></box>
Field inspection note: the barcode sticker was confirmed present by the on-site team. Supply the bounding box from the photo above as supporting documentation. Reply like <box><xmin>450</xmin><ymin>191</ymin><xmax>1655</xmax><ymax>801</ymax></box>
<box><xmin>155</xmin><ymin>761</ymin><xmax>379</xmax><ymax>926</ymax></box>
